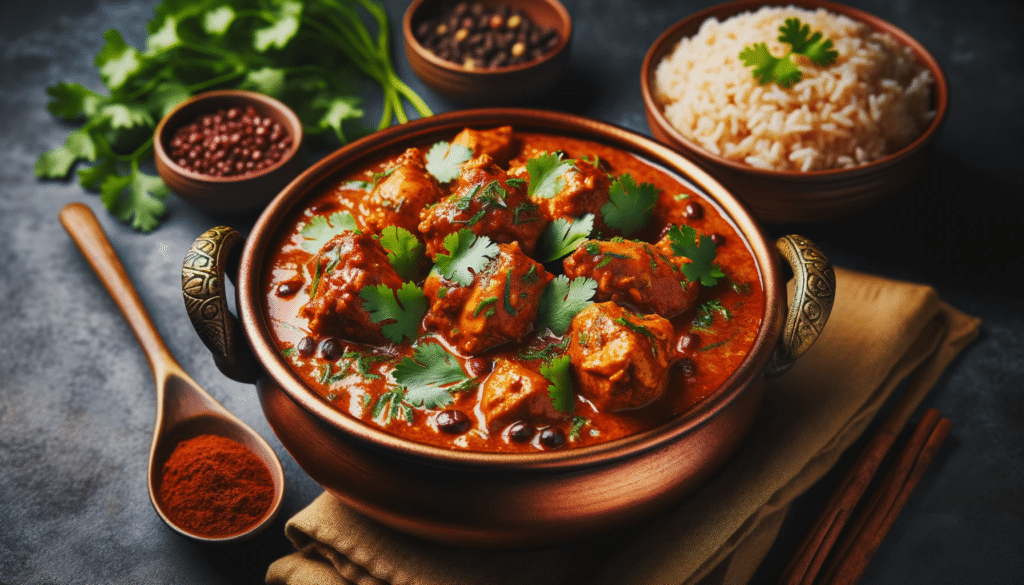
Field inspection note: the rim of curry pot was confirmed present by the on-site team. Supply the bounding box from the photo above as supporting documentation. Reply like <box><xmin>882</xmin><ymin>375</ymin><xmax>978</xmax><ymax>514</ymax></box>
<box><xmin>640</xmin><ymin>0</ymin><xmax>949</xmax><ymax>182</ymax></box>
<box><xmin>237</xmin><ymin>108</ymin><xmax>785</xmax><ymax>470</ymax></box>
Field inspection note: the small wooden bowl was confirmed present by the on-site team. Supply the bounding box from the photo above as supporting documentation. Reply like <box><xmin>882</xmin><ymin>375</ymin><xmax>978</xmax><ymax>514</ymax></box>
<box><xmin>154</xmin><ymin>90</ymin><xmax>304</xmax><ymax>215</ymax></box>
<box><xmin>641</xmin><ymin>0</ymin><xmax>948</xmax><ymax>224</ymax></box>
<box><xmin>403</xmin><ymin>0</ymin><xmax>572</xmax><ymax>105</ymax></box>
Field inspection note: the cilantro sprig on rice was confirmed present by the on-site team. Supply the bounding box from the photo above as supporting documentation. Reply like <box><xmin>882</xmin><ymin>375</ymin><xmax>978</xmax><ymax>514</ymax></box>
<box><xmin>739</xmin><ymin>17</ymin><xmax>839</xmax><ymax>87</ymax></box>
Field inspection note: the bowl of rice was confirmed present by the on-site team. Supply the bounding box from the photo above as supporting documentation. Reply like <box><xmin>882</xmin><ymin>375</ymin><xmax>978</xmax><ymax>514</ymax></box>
<box><xmin>641</xmin><ymin>0</ymin><xmax>947</xmax><ymax>223</ymax></box>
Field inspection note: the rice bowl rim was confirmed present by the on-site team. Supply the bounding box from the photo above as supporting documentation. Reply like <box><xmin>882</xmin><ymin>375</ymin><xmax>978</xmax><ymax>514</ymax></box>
<box><xmin>640</xmin><ymin>0</ymin><xmax>949</xmax><ymax>180</ymax></box>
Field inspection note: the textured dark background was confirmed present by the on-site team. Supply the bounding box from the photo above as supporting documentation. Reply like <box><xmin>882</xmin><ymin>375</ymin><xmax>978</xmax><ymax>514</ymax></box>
<box><xmin>2</xmin><ymin>0</ymin><xmax>1021</xmax><ymax>583</ymax></box>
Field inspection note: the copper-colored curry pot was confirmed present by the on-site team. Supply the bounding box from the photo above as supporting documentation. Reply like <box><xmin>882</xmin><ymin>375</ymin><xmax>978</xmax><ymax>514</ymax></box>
<box><xmin>181</xmin><ymin>109</ymin><xmax>835</xmax><ymax>546</ymax></box>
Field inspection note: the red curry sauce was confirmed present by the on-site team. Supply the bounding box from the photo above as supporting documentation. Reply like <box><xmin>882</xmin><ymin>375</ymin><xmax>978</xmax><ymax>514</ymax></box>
<box><xmin>262</xmin><ymin>127</ymin><xmax>763</xmax><ymax>452</ymax></box>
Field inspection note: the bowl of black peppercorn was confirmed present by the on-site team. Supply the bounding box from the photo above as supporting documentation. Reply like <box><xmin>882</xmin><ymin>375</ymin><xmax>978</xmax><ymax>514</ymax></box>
<box><xmin>403</xmin><ymin>0</ymin><xmax>572</xmax><ymax>105</ymax></box>
<box><xmin>154</xmin><ymin>89</ymin><xmax>304</xmax><ymax>215</ymax></box>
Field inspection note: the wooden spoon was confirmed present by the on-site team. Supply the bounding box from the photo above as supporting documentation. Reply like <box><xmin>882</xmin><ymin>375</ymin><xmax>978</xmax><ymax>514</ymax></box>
<box><xmin>59</xmin><ymin>202</ymin><xmax>285</xmax><ymax>543</ymax></box>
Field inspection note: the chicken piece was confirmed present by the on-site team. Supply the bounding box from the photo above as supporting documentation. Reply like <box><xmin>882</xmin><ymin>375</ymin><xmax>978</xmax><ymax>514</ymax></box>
<box><xmin>509</xmin><ymin>154</ymin><xmax>617</xmax><ymax>235</ymax></box>
<box><xmin>451</xmin><ymin>126</ymin><xmax>517</xmax><ymax>165</ymax></box>
<box><xmin>563</xmin><ymin>239</ymin><xmax>699</xmax><ymax>318</ymax></box>
<box><xmin>361</xmin><ymin>148</ymin><xmax>443</xmax><ymax>234</ymax></box>
<box><xmin>423</xmin><ymin>241</ymin><xmax>552</xmax><ymax>355</ymax></box>
<box><xmin>299</xmin><ymin>231</ymin><xmax>404</xmax><ymax>344</ymax></box>
<box><xmin>568</xmin><ymin>302</ymin><xmax>675</xmax><ymax>412</ymax></box>
<box><xmin>418</xmin><ymin>155</ymin><xmax>546</xmax><ymax>259</ymax></box>
<box><xmin>479</xmin><ymin>359</ymin><xmax>566</xmax><ymax>432</ymax></box>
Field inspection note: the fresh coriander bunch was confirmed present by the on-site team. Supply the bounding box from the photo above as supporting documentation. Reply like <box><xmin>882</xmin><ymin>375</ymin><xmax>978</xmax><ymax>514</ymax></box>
<box><xmin>36</xmin><ymin>0</ymin><xmax>432</xmax><ymax>232</ymax></box>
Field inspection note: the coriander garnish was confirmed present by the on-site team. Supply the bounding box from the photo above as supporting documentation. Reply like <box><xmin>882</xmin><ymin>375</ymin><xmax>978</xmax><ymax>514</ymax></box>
<box><xmin>739</xmin><ymin>17</ymin><xmax>839</xmax><ymax>88</ymax></box>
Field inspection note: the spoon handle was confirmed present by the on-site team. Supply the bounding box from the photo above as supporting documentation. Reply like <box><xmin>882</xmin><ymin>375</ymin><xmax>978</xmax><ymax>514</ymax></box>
<box><xmin>59</xmin><ymin>202</ymin><xmax>178</xmax><ymax>377</ymax></box>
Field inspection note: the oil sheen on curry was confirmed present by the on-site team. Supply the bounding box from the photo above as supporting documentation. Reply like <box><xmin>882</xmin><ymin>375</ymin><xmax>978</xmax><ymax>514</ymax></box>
<box><xmin>263</xmin><ymin>126</ymin><xmax>764</xmax><ymax>452</ymax></box>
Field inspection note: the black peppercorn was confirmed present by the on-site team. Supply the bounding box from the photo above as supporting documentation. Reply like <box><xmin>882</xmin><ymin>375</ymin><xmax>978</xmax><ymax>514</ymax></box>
<box><xmin>413</xmin><ymin>2</ymin><xmax>559</xmax><ymax>70</ymax></box>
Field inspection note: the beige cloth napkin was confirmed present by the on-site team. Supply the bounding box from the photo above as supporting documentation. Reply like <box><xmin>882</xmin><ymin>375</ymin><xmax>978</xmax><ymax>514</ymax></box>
<box><xmin>266</xmin><ymin>267</ymin><xmax>981</xmax><ymax>585</ymax></box>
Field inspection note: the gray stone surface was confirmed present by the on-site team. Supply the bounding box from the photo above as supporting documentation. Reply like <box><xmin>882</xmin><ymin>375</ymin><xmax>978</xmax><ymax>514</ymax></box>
<box><xmin>1</xmin><ymin>0</ymin><xmax>1021</xmax><ymax>583</ymax></box>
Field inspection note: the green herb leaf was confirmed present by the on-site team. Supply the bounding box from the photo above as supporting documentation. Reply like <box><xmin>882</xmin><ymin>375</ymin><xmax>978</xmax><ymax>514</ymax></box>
<box><xmin>145</xmin><ymin>15</ymin><xmax>181</xmax><ymax>54</ymax></box>
<box><xmin>378</xmin><ymin>225</ymin><xmax>425</xmax><ymax>281</ymax></box>
<box><xmin>359</xmin><ymin>281</ymin><xmax>428</xmax><ymax>343</ymax></box>
<box><xmin>99</xmin><ymin>168</ymin><xmax>170</xmax><ymax>232</ymax></box>
<box><xmin>602</xmin><ymin>174</ymin><xmax>659</xmax><ymax>235</ymax></box>
<box><xmin>37</xmin><ymin>0</ymin><xmax>434</xmax><ymax>233</ymax></box>
<box><xmin>372</xmin><ymin>388</ymin><xmax>414</xmax><ymax>424</ymax></box>
<box><xmin>242</xmin><ymin>67</ymin><xmax>287</xmax><ymax>97</ymax></box>
<box><xmin>666</xmin><ymin>224</ymin><xmax>726</xmax><ymax>286</ymax></box>
<box><xmin>45</xmin><ymin>82</ymin><xmax>104</xmax><ymax>121</ymax></box>
<box><xmin>253</xmin><ymin>0</ymin><xmax>303</xmax><ymax>51</ymax></box>
<box><xmin>299</xmin><ymin>211</ymin><xmax>359</xmax><ymax>252</ymax></box>
<box><xmin>432</xmin><ymin>229</ymin><xmax>499</xmax><ymax>287</ymax></box>
<box><xmin>394</xmin><ymin>342</ymin><xmax>474</xmax><ymax>409</ymax></box>
<box><xmin>100</xmin><ymin>102</ymin><xmax>154</xmax><ymax>130</ymax></box>
<box><xmin>425</xmin><ymin>141</ymin><xmax>473</xmax><ymax>183</ymax></box>
<box><xmin>203</xmin><ymin>5</ymin><xmax>236</xmax><ymax>35</ymax></box>
<box><xmin>315</xmin><ymin>95</ymin><xmax>363</xmax><ymax>143</ymax></box>
<box><xmin>94</xmin><ymin>29</ymin><xmax>141</xmax><ymax>91</ymax></box>
<box><xmin>540</xmin><ymin>355</ymin><xmax>574</xmax><ymax>414</ymax></box>
<box><xmin>535</xmin><ymin>275</ymin><xmax>598</xmax><ymax>336</ymax></box>
<box><xmin>526</xmin><ymin>152</ymin><xmax>575</xmax><ymax>200</ymax></box>
<box><xmin>693</xmin><ymin>299</ymin><xmax>731</xmax><ymax>332</ymax></box>
<box><xmin>779</xmin><ymin>17</ymin><xmax>839</xmax><ymax>66</ymax></box>
<box><xmin>536</xmin><ymin>214</ymin><xmax>594</xmax><ymax>262</ymax></box>
<box><xmin>740</xmin><ymin>18</ymin><xmax>838</xmax><ymax>88</ymax></box>
<box><xmin>34</xmin><ymin>129</ymin><xmax>98</xmax><ymax>179</ymax></box>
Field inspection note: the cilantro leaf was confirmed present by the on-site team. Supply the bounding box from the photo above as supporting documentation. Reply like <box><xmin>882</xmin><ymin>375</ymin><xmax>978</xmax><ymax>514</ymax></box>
<box><xmin>536</xmin><ymin>214</ymin><xmax>594</xmax><ymax>262</ymax></box>
<box><xmin>94</xmin><ymin>29</ymin><xmax>141</xmax><ymax>91</ymax></box>
<box><xmin>45</xmin><ymin>82</ymin><xmax>103</xmax><ymax>121</ymax></box>
<box><xmin>393</xmin><ymin>342</ymin><xmax>474</xmax><ymax>409</ymax></box>
<box><xmin>253</xmin><ymin>0</ymin><xmax>303</xmax><ymax>51</ymax></box>
<box><xmin>99</xmin><ymin>167</ymin><xmax>170</xmax><ymax>232</ymax></box>
<box><xmin>372</xmin><ymin>388</ymin><xmax>414</xmax><ymax>424</ymax></box>
<box><xmin>378</xmin><ymin>225</ymin><xmax>425</xmax><ymax>281</ymax></box>
<box><xmin>146</xmin><ymin>81</ymin><xmax>190</xmax><ymax>117</ymax></box>
<box><xmin>35</xmin><ymin>129</ymin><xmax>97</xmax><ymax>179</ymax></box>
<box><xmin>666</xmin><ymin>224</ymin><xmax>726</xmax><ymax>286</ymax></box>
<box><xmin>299</xmin><ymin>211</ymin><xmax>358</xmax><ymax>252</ymax></box>
<box><xmin>540</xmin><ymin>355</ymin><xmax>574</xmax><ymax>414</ymax></box>
<box><xmin>432</xmin><ymin>229</ymin><xmax>499</xmax><ymax>286</ymax></box>
<box><xmin>37</xmin><ymin>0</ymin><xmax>433</xmax><ymax>233</ymax></box>
<box><xmin>425</xmin><ymin>141</ymin><xmax>473</xmax><ymax>183</ymax></box>
<box><xmin>535</xmin><ymin>275</ymin><xmax>598</xmax><ymax>335</ymax></box>
<box><xmin>100</xmin><ymin>102</ymin><xmax>154</xmax><ymax>130</ymax></box>
<box><xmin>739</xmin><ymin>43</ymin><xmax>799</xmax><ymax>87</ymax></box>
<box><xmin>779</xmin><ymin>17</ymin><xmax>838</xmax><ymax>66</ymax></box>
<box><xmin>145</xmin><ymin>15</ymin><xmax>181</xmax><ymax>54</ymax></box>
<box><xmin>360</xmin><ymin>281</ymin><xmax>427</xmax><ymax>343</ymax></box>
<box><xmin>740</xmin><ymin>18</ymin><xmax>838</xmax><ymax>88</ymax></box>
<box><xmin>526</xmin><ymin>152</ymin><xmax>575</xmax><ymax>200</ymax></box>
<box><xmin>601</xmin><ymin>174</ymin><xmax>659</xmax><ymax>235</ymax></box>
<box><xmin>242</xmin><ymin>67</ymin><xmax>286</xmax><ymax>97</ymax></box>
<box><xmin>315</xmin><ymin>95</ymin><xmax>363</xmax><ymax>143</ymax></box>
<box><xmin>203</xmin><ymin>5</ymin><xmax>236</xmax><ymax>35</ymax></box>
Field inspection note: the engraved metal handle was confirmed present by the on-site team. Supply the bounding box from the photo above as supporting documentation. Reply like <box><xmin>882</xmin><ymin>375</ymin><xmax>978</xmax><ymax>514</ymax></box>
<box><xmin>766</xmin><ymin>235</ymin><xmax>836</xmax><ymax>377</ymax></box>
<box><xmin>182</xmin><ymin>226</ymin><xmax>260</xmax><ymax>383</ymax></box>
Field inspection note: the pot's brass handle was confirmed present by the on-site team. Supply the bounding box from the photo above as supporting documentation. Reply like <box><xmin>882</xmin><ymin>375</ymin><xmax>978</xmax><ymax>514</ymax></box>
<box><xmin>766</xmin><ymin>235</ymin><xmax>836</xmax><ymax>377</ymax></box>
<box><xmin>182</xmin><ymin>226</ymin><xmax>260</xmax><ymax>384</ymax></box>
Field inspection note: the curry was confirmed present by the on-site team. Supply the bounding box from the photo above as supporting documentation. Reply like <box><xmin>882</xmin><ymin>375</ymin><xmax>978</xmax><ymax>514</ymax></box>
<box><xmin>262</xmin><ymin>126</ymin><xmax>764</xmax><ymax>452</ymax></box>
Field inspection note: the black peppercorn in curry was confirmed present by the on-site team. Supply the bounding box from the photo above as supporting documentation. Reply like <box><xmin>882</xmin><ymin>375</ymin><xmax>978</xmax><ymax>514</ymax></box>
<box><xmin>263</xmin><ymin>126</ymin><xmax>764</xmax><ymax>452</ymax></box>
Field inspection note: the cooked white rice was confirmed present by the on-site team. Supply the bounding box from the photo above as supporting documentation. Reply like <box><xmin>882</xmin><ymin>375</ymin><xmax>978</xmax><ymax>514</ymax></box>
<box><xmin>654</xmin><ymin>5</ymin><xmax>934</xmax><ymax>172</ymax></box>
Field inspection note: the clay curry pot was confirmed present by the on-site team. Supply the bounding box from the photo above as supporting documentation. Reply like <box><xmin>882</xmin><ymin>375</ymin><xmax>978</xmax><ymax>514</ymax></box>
<box><xmin>181</xmin><ymin>109</ymin><xmax>836</xmax><ymax>546</ymax></box>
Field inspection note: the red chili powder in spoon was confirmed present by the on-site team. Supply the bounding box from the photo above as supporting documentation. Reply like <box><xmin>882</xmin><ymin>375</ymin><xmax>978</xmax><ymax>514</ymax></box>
<box><xmin>157</xmin><ymin>434</ymin><xmax>274</xmax><ymax>538</ymax></box>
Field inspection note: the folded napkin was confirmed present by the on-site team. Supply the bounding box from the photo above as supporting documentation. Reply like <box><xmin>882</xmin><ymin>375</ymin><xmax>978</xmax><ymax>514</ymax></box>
<box><xmin>266</xmin><ymin>267</ymin><xmax>980</xmax><ymax>585</ymax></box>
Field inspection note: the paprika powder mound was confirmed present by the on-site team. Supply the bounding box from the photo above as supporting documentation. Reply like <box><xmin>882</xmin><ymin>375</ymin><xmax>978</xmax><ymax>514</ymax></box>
<box><xmin>157</xmin><ymin>434</ymin><xmax>275</xmax><ymax>538</ymax></box>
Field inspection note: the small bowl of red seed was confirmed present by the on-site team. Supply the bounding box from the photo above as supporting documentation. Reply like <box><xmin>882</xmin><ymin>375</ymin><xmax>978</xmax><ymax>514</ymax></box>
<box><xmin>154</xmin><ymin>89</ymin><xmax>304</xmax><ymax>215</ymax></box>
<box><xmin>403</xmin><ymin>0</ymin><xmax>572</xmax><ymax>105</ymax></box>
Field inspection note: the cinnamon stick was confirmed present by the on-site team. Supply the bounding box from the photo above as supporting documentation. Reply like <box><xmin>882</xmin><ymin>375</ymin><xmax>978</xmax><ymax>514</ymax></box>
<box><xmin>777</xmin><ymin>391</ymin><xmax>925</xmax><ymax>585</ymax></box>
<box><xmin>822</xmin><ymin>411</ymin><xmax>952</xmax><ymax>585</ymax></box>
